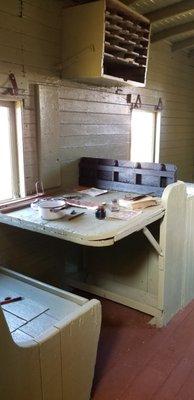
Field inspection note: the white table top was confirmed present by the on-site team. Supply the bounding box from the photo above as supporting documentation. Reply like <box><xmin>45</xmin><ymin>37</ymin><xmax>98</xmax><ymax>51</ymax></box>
<box><xmin>0</xmin><ymin>192</ymin><xmax>165</xmax><ymax>247</ymax></box>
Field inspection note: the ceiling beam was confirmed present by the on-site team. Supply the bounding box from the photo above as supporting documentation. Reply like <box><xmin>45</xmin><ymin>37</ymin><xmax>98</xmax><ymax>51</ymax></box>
<box><xmin>145</xmin><ymin>0</ymin><xmax>194</xmax><ymax>23</ymax></box>
<box><xmin>121</xmin><ymin>0</ymin><xmax>137</xmax><ymax>5</ymax></box>
<box><xmin>152</xmin><ymin>21</ymin><xmax>194</xmax><ymax>43</ymax></box>
<box><xmin>172</xmin><ymin>35</ymin><xmax>194</xmax><ymax>52</ymax></box>
<box><xmin>188</xmin><ymin>48</ymin><xmax>194</xmax><ymax>57</ymax></box>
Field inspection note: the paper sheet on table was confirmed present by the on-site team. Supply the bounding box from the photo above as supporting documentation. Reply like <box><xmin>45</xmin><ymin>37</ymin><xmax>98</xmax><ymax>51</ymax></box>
<box><xmin>66</xmin><ymin>199</ymin><xmax>102</xmax><ymax>210</ymax></box>
<box><xmin>78</xmin><ymin>187</ymin><xmax>108</xmax><ymax>197</ymax></box>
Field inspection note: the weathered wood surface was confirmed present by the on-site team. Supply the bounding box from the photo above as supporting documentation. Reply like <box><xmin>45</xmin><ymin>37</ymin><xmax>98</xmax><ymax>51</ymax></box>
<box><xmin>157</xmin><ymin>181</ymin><xmax>187</xmax><ymax>325</ymax></box>
<box><xmin>182</xmin><ymin>184</ymin><xmax>194</xmax><ymax>307</ymax></box>
<box><xmin>0</xmin><ymin>267</ymin><xmax>101</xmax><ymax>400</ymax></box>
<box><xmin>61</xmin><ymin>181</ymin><xmax>190</xmax><ymax>326</ymax></box>
<box><xmin>0</xmin><ymin>191</ymin><xmax>164</xmax><ymax>247</ymax></box>
<box><xmin>0</xmin><ymin>1</ymin><xmax>194</xmax><ymax>194</ymax></box>
<box><xmin>79</xmin><ymin>157</ymin><xmax>177</xmax><ymax>195</ymax></box>
<box><xmin>62</xmin><ymin>0</ymin><xmax>104</xmax><ymax>78</ymax></box>
<box><xmin>0</xmin><ymin>182</ymin><xmax>193</xmax><ymax>328</ymax></box>
<box><xmin>36</xmin><ymin>85</ymin><xmax>61</xmax><ymax>189</ymax></box>
<box><xmin>62</xmin><ymin>0</ymin><xmax>150</xmax><ymax>85</ymax></box>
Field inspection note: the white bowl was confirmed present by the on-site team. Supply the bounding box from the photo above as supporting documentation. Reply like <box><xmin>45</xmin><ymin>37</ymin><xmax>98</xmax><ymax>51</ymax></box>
<box><xmin>38</xmin><ymin>199</ymin><xmax>66</xmax><ymax>220</ymax></box>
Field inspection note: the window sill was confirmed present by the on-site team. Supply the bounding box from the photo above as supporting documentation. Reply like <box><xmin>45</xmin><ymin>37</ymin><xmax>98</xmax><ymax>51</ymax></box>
<box><xmin>0</xmin><ymin>194</ymin><xmax>42</xmax><ymax>213</ymax></box>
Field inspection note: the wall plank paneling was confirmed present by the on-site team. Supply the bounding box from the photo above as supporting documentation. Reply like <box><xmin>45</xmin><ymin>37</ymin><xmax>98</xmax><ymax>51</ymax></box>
<box><xmin>58</xmin><ymin>41</ymin><xmax>194</xmax><ymax>185</ymax></box>
<box><xmin>58</xmin><ymin>85</ymin><xmax>131</xmax><ymax>188</ymax></box>
<box><xmin>0</xmin><ymin>0</ymin><xmax>194</xmax><ymax>293</ymax></box>
<box><xmin>37</xmin><ymin>85</ymin><xmax>61</xmax><ymax>189</ymax></box>
<box><xmin>0</xmin><ymin>0</ymin><xmax>62</xmax><ymax>193</ymax></box>
<box><xmin>0</xmin><ymin>1</ymin><xmax>194</xmax><ymax>193</ymax></box>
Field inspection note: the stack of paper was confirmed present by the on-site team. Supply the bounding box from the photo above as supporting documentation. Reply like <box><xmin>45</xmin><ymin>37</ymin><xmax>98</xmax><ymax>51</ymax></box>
<box><xmin>119</xmin><ymin>196</ymin><xmax>158</xmax><ymax>210</ymax></box>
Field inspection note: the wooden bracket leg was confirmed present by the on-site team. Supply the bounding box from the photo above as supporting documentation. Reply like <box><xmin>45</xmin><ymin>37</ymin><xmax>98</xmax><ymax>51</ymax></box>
<box><xmin>142</xmin><ymin>227</ymin><xmax>163</xmax><ymax>257</ymax></box>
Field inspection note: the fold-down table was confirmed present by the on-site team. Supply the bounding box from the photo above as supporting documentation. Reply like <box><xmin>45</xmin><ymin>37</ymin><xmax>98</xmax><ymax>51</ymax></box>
<box><xmin>0</xmin><ymin>181</ymin><xmax>187</xmax><ymax>326</ymax></box>
<box><xmin>0</xmin><ymin>194</ymin><xmax>164</xmax><ymax>247</ymax></box>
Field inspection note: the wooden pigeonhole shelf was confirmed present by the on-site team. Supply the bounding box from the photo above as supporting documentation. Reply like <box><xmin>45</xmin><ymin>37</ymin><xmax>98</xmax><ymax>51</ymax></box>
<box><xmin>62</xmin><ymin>0</ymin><xmax>150</xmax><ymax>86</ymax></box>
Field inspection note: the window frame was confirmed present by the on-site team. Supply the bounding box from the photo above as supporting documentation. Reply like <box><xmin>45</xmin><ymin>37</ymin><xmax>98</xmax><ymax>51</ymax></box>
<box><xmin>0</xmin><ymin>99</ymin><xmax>25</xmax><ymax>204</ymax></box>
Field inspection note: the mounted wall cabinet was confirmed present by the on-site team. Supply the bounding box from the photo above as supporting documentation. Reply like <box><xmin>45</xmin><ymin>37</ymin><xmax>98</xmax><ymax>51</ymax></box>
<box><xmin>62</xmin><ymin>0</ymin><xmax>150</xmax><ymax>87</ymax></box>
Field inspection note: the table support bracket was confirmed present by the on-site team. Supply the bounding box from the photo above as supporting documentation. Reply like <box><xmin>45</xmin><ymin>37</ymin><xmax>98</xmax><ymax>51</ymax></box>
<box><xmin>142</xmin><ymin>227</ymin><xmax>163</xmax><ymax>257</ymax></box>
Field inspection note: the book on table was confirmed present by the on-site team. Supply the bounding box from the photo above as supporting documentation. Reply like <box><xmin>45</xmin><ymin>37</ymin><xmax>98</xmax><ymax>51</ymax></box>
<box><xmin>118</xmin><ymin>196</ymin><xmax>158</xmax><ymax>210</ymax></box>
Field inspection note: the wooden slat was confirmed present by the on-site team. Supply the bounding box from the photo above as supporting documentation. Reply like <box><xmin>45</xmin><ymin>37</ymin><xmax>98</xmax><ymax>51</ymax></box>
<box><xmin>0</xmin><ymin>10</ymin><xmax>60</xmax><ymax>44</ymax></box>
<box><xmin>59</xmin><ymin>144</ymin><xmax>129</xmax><ymax>161</ymax></box>
<box><xmin>59</xmin><ymin>86</ymin><xmax>128</xmax><ymax>104</ymax></box>
<box><xmin>60</xmin><ymin>124</ymin><xmax>130</xmax><ymax>136</ymax></box>
<box><xmin>117</xmin><ymin>0</ymin><xmax>137</xmax><ymax>6</ymax></box>
<box><xmin>145</xmin><ymin>0</ymin><xmax>194</xmax><ymax>22</ymax></box>
<box><xmin>172</xmin><ymin>36</ymin><xmax>194</xmax><ymax>52</ymax></box>
<box><xmin>60</xmin><ymin>133</ymin><xmax>129</xmax><ymax>147</ymax></box>
<box><xmin>24</xmin><ymin>0</ymin><xmax>62</xmax><ymax>13</ymax></box>
<box><xmin>79</xmin><ymin>157</ymin><xmax>177</xmax><ymax>194</ymax></box>
<box><xmin>59</xmin><ymin>99</ymin><xmax>130</xmax><ymax>114</ymax></box>
<box><xmin>0</xmin><ymin>0</ymin><xmax>193</xmax><ymax>189</ymax></box>
<box><xmin>36</xmin><ymin>85</ymin><xmax>61</xmax><ymax>189</ymax></box>
<box><xmin>60</xmin><ymin>111</ymin><xmax>131</xmax><ymax>125</ymax></box>
<box><xmin>0</xmin><ymin>44</ymin><xmax>23</xmax><ymax>65</ymax></box>
<box><xmin>23</xmin><ymin>2</ymin><xmax>61</xmax><ymax>30</ymax></box>
<box><xmin>0</xmin><ymin>0</ymin><xmax>20</xmax><ymax>16</ymax></box>
<box><xmin>152</xmin><ymin>21</ymin><xmax>194</xmax><ymax>43</ymax></box>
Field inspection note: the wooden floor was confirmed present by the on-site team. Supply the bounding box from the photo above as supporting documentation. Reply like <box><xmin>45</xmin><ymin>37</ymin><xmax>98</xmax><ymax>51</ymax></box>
<box><xmin>91</xmin><ymin>297</ymin><xmax>194</xmax><ymax>400</ymax></box>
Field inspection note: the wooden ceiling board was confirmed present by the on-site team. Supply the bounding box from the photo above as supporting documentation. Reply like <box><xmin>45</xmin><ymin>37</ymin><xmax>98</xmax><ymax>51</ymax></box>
<box><xmin>152</xmin><ymin>20</ymin><xmax>194</xmax><ymax>42</ymax></box>
<box><xmin>129</xmin><ymin>0</ymin><xmax>194</xmax><ymax>52</ymax></box>
<box><xmin>170</xmin><ymin>29</ymin><xmax>194</xmax><ymax>43</ymax></box>
<box><xmin>172</xmin><ymin>34</ymin><xmax>194</xmax><ymax>51</ymax></box>
<box><xmin>128</xmin><ymin>0</ymin><xmax>184</xmax><ymax>15</ymax></box>
<box><xmin>66</xmin><ymin>0</ymin><xmax>194</xmax><ymax>52</ymax></box>
<box><xmin>152</xmin><ymin>11</ymin><xmax>194</xmax><ymax>31</ymax></box>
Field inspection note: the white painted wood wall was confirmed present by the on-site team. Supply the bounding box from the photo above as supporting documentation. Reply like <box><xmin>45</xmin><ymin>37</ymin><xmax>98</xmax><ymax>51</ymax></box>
<box><xmin>0</xmin><ymin>0</ymin><xmax>194</xmax><ymax>194</ymax></box>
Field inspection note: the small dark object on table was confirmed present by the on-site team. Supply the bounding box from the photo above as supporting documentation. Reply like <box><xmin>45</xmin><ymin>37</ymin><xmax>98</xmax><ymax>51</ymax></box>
<box><xmin>95</xmin><ymin>205</ymin><xmax>106</xmax><ymax>220</ymax></box>
<box><xmin>0</xmin><ymin>296</ymin><xmax>23</xmax><ymax>306</ymax></box>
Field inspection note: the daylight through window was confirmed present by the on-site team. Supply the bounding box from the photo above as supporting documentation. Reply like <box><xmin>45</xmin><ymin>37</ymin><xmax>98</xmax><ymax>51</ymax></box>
<box><xmin>0</xmin><ymin>101</ymin><xmax>20</xmax><ymax>202</ymax></box>
<box><xmin>130</xmin><ymin>109</ymin><xmax>161</xmax><ymax>163</ymax></box>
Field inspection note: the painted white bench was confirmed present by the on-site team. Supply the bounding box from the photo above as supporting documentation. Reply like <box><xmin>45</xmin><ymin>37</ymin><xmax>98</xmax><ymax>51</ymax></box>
<box><xmin>0</xmin><ymin>267</ymin><xmax>101</xmax><ymax>400</ymax></box>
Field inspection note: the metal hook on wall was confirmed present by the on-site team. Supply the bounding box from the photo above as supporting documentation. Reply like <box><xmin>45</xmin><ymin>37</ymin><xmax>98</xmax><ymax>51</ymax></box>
<box><xmin>131</xmin><ymin>94</ymin><xmax>142</xmax><ymax>110</ymax></box>
<box><xmin>155</xmin><ymin>97</ymin><xmax>163</xmax><ymax>111</ymax></box>
<box><xmin>130</xmin><ymin>95</ymin><xmax>163</xmax><ymax>112</ymax></box>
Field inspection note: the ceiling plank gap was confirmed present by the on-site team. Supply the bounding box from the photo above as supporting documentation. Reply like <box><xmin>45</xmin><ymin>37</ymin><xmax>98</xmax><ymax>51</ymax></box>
<box><xmin>145</xmin><ymin>0</ymin><xmax>194</xmax><ymax>23</ymax></box>
<box><xmin>152</xmin><ymin>21</ymin><xmax>194</xmax><ymax>43</ymax></box>
<box><xmin>172</xmin><ymin>35</ymin><xmax>194</xmax><ymax>52</ymax></box>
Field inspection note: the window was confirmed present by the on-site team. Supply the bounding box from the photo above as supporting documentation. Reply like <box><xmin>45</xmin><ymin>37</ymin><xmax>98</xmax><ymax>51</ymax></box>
<box><xmin>0</xmin><ymin>100</ymin><xmax>24</xmax><ymax>202</ymax></box>
<box><xmin>130</xmin><ymin>109</ymin><xmax>161</xmax><ymax>163</ymax></box>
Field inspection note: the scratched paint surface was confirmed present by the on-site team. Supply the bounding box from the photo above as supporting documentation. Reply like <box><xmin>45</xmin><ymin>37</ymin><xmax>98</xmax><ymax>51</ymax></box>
<box><xmin>0</xmin><ymin>192</ymin><xmax>164</xmax><ymax>246</ymax></box>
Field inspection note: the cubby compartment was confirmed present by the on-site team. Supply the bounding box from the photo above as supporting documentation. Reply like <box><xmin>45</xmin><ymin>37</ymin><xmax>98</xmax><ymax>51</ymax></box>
<box><xmin>62</xmin><ymin>0</ymin><xmax>150</xmax><ymax>86</ymax></box>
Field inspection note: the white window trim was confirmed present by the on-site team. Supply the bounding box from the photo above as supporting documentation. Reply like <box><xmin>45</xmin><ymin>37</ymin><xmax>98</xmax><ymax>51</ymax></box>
<box><xmin>15</xmin><ymin>101</ymin><xmax>26</xmax><ymax>197</ymax></box>
<box><xmin>0</xmin><ymin>98</ymin><xmax>25</xmax><ymax>203</ymax></box>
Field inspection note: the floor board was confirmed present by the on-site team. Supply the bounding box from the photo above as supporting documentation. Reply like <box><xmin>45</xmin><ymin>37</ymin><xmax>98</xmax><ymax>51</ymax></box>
<box><xmin>90</xmin><ymin>297</ymin><xmax>194</xmax><ymax>400</ymax></box>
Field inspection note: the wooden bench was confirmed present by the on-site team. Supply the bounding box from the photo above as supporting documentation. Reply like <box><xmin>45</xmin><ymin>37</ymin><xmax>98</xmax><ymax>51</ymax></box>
<box><xmin>79</xmin><ymin>157</ymin><xmax>177</xmax><ymax>196</ymax></box>
<box><xmin>0</xmin><ymin>267</ymin><xmax>101</xmax><ymax>400</ymax></box>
